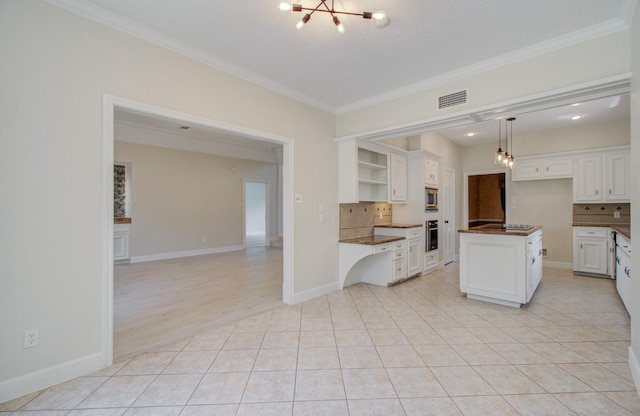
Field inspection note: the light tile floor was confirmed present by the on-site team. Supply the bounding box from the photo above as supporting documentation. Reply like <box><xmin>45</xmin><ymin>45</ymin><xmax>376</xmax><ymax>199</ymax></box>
<box><xmin>3</xmin><ymin>264</ymin><xmax>640</xmax><ymax>415</ymax></box>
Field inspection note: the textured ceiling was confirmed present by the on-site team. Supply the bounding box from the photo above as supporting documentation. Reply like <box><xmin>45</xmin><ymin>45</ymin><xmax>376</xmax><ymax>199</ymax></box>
<box><xmin>50</xmin><ymin>0</ymin><xmax>635</xmax><ymax>112</ymax></box>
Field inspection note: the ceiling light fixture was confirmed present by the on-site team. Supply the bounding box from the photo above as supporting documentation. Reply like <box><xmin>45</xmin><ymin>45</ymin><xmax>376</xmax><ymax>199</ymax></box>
<box><xmin>279</xmin><ymin>1</ymin><xmax>389</xmax><ymax>32</ymax></box>
<box><xmin>571</xmin><ymin>115</ymin><xmax>582</xmax><ymax>120</ymax></box>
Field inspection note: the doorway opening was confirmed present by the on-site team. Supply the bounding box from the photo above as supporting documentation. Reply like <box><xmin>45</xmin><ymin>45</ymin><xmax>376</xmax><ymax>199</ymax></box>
<box><xmin>102</xmin><ymin>95</ymin><xmax>294</xmax><ymax>365</ymax></box>
<box><xmin>245</xmin><ymin>180</ymin><xmax>268</xmax><ymax>248</ymax></box>
<box><xmin>463</xmin><ymin>170</ymin><xmax>509</xmax><ymax>229</ymax></box>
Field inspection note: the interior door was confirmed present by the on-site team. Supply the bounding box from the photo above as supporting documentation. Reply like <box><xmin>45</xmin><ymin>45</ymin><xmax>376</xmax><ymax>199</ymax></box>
<box><xmin>443</xmin><ymin>168</ymin><xmax>455</xmax><ymax>264</ymax></box>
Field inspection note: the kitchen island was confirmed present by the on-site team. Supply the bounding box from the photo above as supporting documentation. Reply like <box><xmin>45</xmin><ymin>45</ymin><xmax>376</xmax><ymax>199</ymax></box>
<box><xmin>459</xmin><ymin>224</ymin><xmax>543</xmax><ymax>307</ymax></box>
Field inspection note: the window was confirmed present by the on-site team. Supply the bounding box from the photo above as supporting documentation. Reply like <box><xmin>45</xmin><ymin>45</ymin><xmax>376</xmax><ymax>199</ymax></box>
<box><xmin>114</xmin><ymin>162</ymin><xmax>131</xmax><ymax>218</ymax></box>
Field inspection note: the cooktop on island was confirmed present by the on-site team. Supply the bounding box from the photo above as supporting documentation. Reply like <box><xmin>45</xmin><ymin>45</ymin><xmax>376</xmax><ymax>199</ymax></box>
<box><xmin>478</xmin><ymin>224</ymin><xmax>535</xmax><ymax>231</ymax></box>
<box><xmin>504</xmin><ymin>224</ymin><xmax>535</xmax><ymax>230</ymax></box>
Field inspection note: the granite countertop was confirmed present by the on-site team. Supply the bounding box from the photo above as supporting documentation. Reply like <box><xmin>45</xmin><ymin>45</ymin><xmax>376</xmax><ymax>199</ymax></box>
<box><xmin>339</xmin><ymin>235</ymin><xmax>405</xmax><ymax>245</ymax></box>
<box><xmin>375</xmin><ymin>223</ymin><xmax>423</xmax><ymax>229</ymax></box>
<box><xmin>114</xmin><ymin>217</ymin><xmax>132</xmax><ymax>224</ymax></box>
<box><xmin>572</xmin><ymin>223</ymin><xmax>630</xmax><ymax>240</ymax></box>
<box><xmin>459</xmin><ymin>224</ymin><xmax>543</xmax><ymax>237</ymax></box>
<box><xmin>611</xmin><ymin>226</ymin><xmax>631</xmax><ymax>240</ymax></box>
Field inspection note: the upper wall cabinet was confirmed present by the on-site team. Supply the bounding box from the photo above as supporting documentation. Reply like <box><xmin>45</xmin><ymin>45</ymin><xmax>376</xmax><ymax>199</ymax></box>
<box><xmin>390</xmin><ymin>152</ymin><xmax>407</xmax><ymax>203</ymax></box>
<box><xmin>338</xmin><ymin>139</ymin><xmax>407</xmax><ymax>203</ymax></box>
<box><xmin>424</xmin><ymin>157</ymin><xmax>439</xmax><ymax>188</ymax></box>
<box><xmin>573</xmin><ymin>147</ymin><xmax>630</xmax><ymax>203</ymax></box>
<box><xmin>512</xmin><ymin>155</ymin><xmax>573</xmax><ymax>181</ymax></box>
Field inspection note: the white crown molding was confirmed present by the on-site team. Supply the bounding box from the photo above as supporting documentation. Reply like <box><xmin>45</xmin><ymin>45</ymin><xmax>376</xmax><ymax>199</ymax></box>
<box><xmin>336</xmin><ymin>18</ymin><xmax>631</xmax><ymax>114</ymax></box>
<box><xmin>46</xmin><ymin>0</ymin><xmax>634</xmax><ymax>116</ymax></box>
<box><xmin>44</xmin><ymin>0</ymin><xmax>336</xmax><ymax>113</ymax></box>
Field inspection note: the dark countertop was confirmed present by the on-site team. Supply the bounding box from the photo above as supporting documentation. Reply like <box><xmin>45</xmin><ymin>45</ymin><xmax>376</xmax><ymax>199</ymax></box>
<box><xmin>459</xmin><ymin>224</ymin><xmax>543</xmax><ymax>237</ymax></box>
<box><xmin>572</xmin><ymin>223</ymin><xmax>630</xmax><ymax>240</ymax></box>
<box><xmin>375</xmin><ymin>223</ymin><xmax>422</xmax><ymax>229</ymax></box>
<box><xmin>612</xmin><ymin>226</ymin><xmax>631</xmax><ymax>240</ymax></box>
<box><xmin>339</xmin><ymin>235</ymin><xmax>405</xmax><ymax>245</ymax></box>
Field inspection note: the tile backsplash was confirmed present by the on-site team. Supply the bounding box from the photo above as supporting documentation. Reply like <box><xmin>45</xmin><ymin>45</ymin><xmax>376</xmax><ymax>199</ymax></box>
<box><xmin>573</xmin><ymin>203</ymin><xmax>630</xmax><ymax>225</ymax></box>
<box><xmin>339</xmin><ymin>202</ymin><xmax>393</xmax><ymax>239</ymax></box>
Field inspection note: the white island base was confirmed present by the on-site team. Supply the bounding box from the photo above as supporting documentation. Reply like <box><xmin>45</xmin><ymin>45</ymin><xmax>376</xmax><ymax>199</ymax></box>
<box><xmin>459</xmin><ymin>227</ymin><xmax>542</xmax><ymax>308</ymax></box>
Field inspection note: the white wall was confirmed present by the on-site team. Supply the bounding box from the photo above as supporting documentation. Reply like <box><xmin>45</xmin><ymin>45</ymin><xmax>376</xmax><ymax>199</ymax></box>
<box><xmin>0</xmin><ymin>0</ymin><xmax>337</xmax><ymax>401</ymax></box>
<box><xmin>628</xmin><ymin>2</ymin><xmax>640</xmax><ymax>392</ymax></box>
<box><xmin>114</xmin><ymin>141</ymin><xmax>278</xmax><ymax>258</ymax></box>
<box><xmin>461</xmin><ymin>119</ymin><xmax>630</xmax><ymax>265</ymax></box>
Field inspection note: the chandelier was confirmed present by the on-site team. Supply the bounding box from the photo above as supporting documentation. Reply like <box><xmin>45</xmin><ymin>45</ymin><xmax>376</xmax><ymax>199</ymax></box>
<box><xmin>278</xmin><ymin>1</ymin><xmax>389</xmax><ymax>32</ymax></box>
<box><xmin>495</xmin><ymin>117</ymin><xmax>516</xmax><ymax>169</ymax></box>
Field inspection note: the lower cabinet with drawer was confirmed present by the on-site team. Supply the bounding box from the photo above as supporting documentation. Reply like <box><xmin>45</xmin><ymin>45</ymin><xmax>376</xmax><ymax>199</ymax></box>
<box><xmin>573</xmin><ymin>226</ymin><xmax>610</xmax><ymax>277</ymax></box>
<box><xmin>375</xmin><ymin>225</ymin><xmax>423</xmax><ymax>278</ymax></box>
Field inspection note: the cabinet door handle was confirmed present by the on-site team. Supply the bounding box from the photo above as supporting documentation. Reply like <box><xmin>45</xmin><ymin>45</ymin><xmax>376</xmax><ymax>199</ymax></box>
<box><xmin>609</xmin><ymin>189</ymin><xmax>612</xmax><ymax>195</ymax></box>
<box><xmin>580</xmin><ymin>244</ymin><xmax>583</xmax><ymax>249</ymax></box>
<box><xmin>595</xmin><ymin>189</ymin><xmax>599</xmax><ymax>195</ymax></box>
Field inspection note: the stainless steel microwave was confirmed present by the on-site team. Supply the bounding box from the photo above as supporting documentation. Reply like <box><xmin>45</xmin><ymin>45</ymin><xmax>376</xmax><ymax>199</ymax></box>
<box><xmin>425</xmin><ymin>187</ymin><xmax>438</xmax><ymax>211</ymax></box>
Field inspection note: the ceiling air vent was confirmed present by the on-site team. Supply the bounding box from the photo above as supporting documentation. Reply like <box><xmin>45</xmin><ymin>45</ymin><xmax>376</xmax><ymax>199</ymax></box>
<box><xmin>438</xmin><ymin>90</ymin><xmax>468</xmax><ymax>110</ymax></box>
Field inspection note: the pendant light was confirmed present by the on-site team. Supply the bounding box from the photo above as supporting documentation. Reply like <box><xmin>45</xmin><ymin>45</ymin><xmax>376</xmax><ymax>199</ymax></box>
<box><xmin>495</xmin><ymin>117</ymin><xmax>516</xmax><ymax>169</ymax></box>
<box><xmin>507</xmin><ymin>117</ymin><xmax>515</xmax><ymax>169</ymax></box>
<box><xmin>494</xmin><ymin>119</ymin><xmax>505</xmax><ymax>165</ymax></box>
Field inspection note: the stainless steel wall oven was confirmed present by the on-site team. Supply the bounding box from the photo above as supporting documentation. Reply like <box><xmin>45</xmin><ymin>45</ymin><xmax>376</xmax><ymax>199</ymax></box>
<box><xmin>426</xmin><ymin>220</ymin><xmax>438</xmax><ymax>252</ymax></box>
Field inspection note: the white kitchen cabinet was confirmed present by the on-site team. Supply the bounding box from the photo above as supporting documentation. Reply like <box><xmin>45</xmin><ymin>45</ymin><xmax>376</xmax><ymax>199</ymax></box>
<box><xmin>512</xmin><ymin>155</ymin><xmax>573</xmax><ymax>181</ymax></box>
<box><xmin>338</xmin><ymin>140</ymin><xmax>389</xmax><ymax>203</ymax></box>
<box><xmin>574</xmin><ymin>155</ymin><xmax>603</xmax><ymax>202</ymax></box>
<box><xmin>407</xmin><ymin>238</ymin><xmax>422</xmax><ymax>277</ymax></box>
<box><xmin>605</xmin><ymin>151</ymin><xmax>630</xmax><ymax>201</ymax></box>
<box><xmin>392</xmin><ymin>240</ymin><xmax>406</xmax><ymax>282</ymax></box>
<box><xmin>390</xmin><ymin>152</ymin><xmax>407</xmax><ymax>203</ymax></box>
<box><xmin>424</xmin><ymin>250</ymin><xmax>438</xmax><ymax>273</ymax></box>
<box><xmin>375</xmin><ymin>225</ymin><xmax>423</xmax><ymax>279</ymax></box>
<box><xmin>573</xmin><ymin>147</ymin><xmax>630</xmax><ymax>203</ymax></box>
<box><xmin>573</xmin><ymin>227</ymin><xmax>609</xmax><ymax>276</ymax></box>
<box><xmin>114</xmin><ymin>224</ymin><xmax>131</xmax><ymax>263</ymax></box>
<box><xmin>615</xmin><ymin>233</ymin><xmax>631</xmax><ymax>313</ymax></box>
<box><xmin>424</xmin><ymin>157</ymin><xmax>439</xmax><ymax>187</ymax></box>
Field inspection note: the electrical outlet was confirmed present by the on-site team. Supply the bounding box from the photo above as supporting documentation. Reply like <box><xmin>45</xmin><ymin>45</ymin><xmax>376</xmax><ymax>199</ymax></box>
<box><xmin>24</xmin><ymin>329</ymin><xmax>39</xmax><ymax>349</ymax></box>
<box><xmin>614</xmin><ymin>211</ymin><xmax>620</xmax><ymax>218</ymax></box>
<box><xmin>531</xmin><ymin>209</ymin><xmax>537</xmax><ymax>217</ymax></box>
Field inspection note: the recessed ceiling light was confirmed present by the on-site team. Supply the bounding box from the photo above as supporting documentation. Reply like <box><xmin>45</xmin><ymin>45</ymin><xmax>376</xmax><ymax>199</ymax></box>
<box><xmin>465</xmin><ymin>132</ymin><xmax>475</xmax><ymax>137</ymax></box>
<box><xmin>571</xmin><ymin>115</ymin><xmax>582</xmax><ymax>120</ymax></box>
<box><xmin>571</xmin><ymin>103</ymin><xmax>580</xmax><ymax>107</ymax></box>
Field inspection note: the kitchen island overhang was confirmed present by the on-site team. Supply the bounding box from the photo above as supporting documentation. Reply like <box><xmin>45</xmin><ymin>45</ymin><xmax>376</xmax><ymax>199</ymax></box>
<box><xmin>459</xmin><ymin>225</ymin><xmax>543</xmax><ymax>308</ymax></box>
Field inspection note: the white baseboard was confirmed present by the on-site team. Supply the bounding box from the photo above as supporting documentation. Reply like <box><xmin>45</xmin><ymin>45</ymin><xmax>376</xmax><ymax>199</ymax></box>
<box><xmin>130</xmin><ymin>245</ymin><xmax>244</xmax><ymax>263</ymax></box>
<box><xmin>542</xmin><ymin>260</ymin><xmax>573</xmax><ymax>269</ymax></box>
<box><xmin>629</xmin><ymin>346</ymin><xmax>640</xmax><ymax>396</ymax></box>
<box><xmin>292</xmin><ymin>281</ymin><xmax>341</xmax><ymax>304</ymax></box>
<box><xmin>0</xmin><ymin>352</ymin><xmax>106</xmax><ymax>404</ymax></box>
